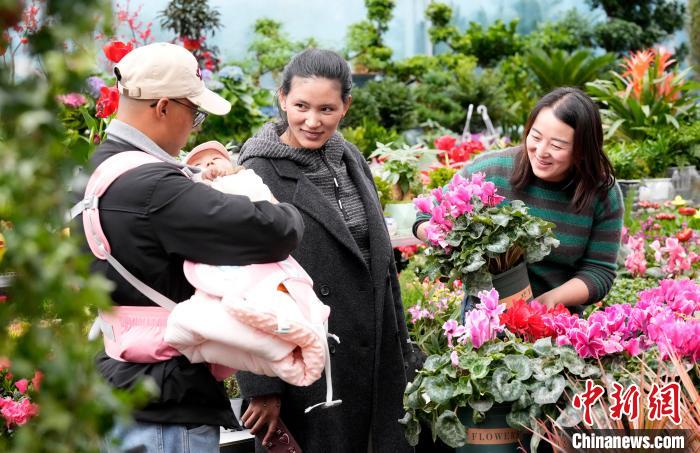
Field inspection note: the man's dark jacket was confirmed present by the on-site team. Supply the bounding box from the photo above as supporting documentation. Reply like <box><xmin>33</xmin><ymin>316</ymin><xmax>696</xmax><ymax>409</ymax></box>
<box><xmin>77</xmin><ymin>139</ymin><xmax>304</xmax><ymax>428</ymax></box>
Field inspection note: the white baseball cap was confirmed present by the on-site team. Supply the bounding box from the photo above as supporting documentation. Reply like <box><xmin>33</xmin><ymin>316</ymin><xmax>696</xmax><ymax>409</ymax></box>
<box><xmin>114</xmin><ymin>42</ymin><xmax>231</xmax><ymax>115</ymax></box>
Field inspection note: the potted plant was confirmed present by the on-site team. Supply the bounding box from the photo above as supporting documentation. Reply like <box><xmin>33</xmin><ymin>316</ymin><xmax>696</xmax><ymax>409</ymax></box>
<box><xmin>372</xmin><ymin>142</ymin><xmax>437</xmax><ymax>235</ymax></box>
<box><xmin>413</xmin><ymin>172</ymin><xmax>559</xmax><ymax>302</ymax></box>
<box><xmin>400</xmin><ymin>288</ymin><xmax>598</xmax><ymax>451</ymax></box>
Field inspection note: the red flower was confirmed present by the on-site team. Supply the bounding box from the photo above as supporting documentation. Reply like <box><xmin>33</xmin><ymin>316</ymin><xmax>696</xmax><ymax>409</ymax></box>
<box><xmin>678</xmin><ymin>207</ymin><xmax>696</xmax><ymax>216</ymax></box>
<box><xmin>677</xmin><ymin>228</ymin><xmax>693</xmax><ymax>242</ymax></box>
<box><xmin>655</xmin><ymin>213</ymin><xmax>676</xmax><ymax>221</ymax></box>
<box><xmin>95</xmin><ymin>86</ymin><xmax>119</xmax><ymax>118</ymax></box>
<box><xmin>102</xmin><ymin>40</ymin><xmax>133</xmax><ymax>63</ymax></box>
<box><xmin>434</xmin><ymin>135</ymin><xmax>457</xmax><ymax>151</ymax></box>
<box><xmin>181</xmin><ymin>36</ymin><xmax>202</xmax><ymax>51</ymax></box>
<box><xmin>500</xmin><ymin>299</ymin><xmax>563</xmax><ymax>342</ymax></box>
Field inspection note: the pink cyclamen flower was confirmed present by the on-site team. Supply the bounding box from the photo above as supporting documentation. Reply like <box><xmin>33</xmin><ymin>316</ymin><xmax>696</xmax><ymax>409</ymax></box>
<box><xmin>450</xmin><ymin>350</ymin><xmax>459</xmax><ymax>367</ymax></box>
<box><xmin>413</xmin><ymin>196</ymin><xmax>432</xmax><ymax>214</ymax></box>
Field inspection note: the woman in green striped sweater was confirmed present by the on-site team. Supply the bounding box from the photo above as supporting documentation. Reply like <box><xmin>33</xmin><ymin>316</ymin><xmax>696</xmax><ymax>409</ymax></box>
<box><xmin>414</xmin><ymin>87</ymin><xmax>623</xmax><ymax>314</ymax></box>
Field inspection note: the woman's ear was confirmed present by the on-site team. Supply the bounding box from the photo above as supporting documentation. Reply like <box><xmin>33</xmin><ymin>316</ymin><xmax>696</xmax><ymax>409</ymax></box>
<box><xmin>277</xmin><ymin>90</ymin><xmax>287</xmax><ymax>112</ymax></box>
<box><xmin>342</xmin><ymin>95</ymin><xmax>352</xmax><ymax>116</ymax></box>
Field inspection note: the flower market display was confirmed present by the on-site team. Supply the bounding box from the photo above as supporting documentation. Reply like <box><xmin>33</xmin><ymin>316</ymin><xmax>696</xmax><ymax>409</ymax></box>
<box><xmin>2</xmin><ymin>0</ymin><xmax>700</xmax><ymax>451</ymax></box>
<box><xmin>413</xmin><ymin>172</ymin><xmax>559</xmax><ymax>295</ymax></box>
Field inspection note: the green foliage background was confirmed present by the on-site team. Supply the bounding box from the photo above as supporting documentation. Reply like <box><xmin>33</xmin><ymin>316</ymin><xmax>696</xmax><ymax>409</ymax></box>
<box><xmin>0</xmin><ymin>1</ymin><xmax>146</xmax><ymax>450</ymax></box>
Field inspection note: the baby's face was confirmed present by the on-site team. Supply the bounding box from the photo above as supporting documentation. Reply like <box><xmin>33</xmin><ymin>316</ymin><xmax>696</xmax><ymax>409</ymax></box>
<box><xmin>188</xmin><ymin>149</ymin><xmax>233</xmax><ymax>173</ymax></box>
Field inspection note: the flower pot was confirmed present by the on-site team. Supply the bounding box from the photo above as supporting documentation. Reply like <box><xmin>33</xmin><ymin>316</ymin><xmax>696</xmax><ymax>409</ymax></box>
<box><xmin>384</xmin><ymin>202</ymin><xmax>417</xmax><ymax>236</ymax></box>
<box><xmin>638</xmin><ymin>177</ymin><xmax>674</xmax><ymax>202</ymax></box>
<box><xmin>617</xmin><ymin>179</ymin><xmax>639</xmax><ymax>204</ymax></box>
<box><xmin>491</xmin><ymin>261</ymin><xmax>533</xmax><ymax>308</ymax></box>
<box><xmin>457</xmin><ymin>404</ymin><xmax>527</xmax><ymax>453</ymax></box>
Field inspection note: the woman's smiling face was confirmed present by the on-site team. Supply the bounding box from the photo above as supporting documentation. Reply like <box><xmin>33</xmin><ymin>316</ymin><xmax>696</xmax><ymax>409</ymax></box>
<box><xmin>278</xmin><ymin>76</ymin><xmax>350</xmax><ymax>149</ymax></box>
<box><xmin>525</xmin><ymin>107</ymin><xmax>575</xmax><ymax>182</ymax></box>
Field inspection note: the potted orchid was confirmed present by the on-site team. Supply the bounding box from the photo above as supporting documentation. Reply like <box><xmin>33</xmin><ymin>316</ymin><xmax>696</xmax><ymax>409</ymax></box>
<box><xmin>414</xmin><ymin>172</ymin><xmax>559</xmax><ymax>300</ymax></box>
<box><xmin>400</xmin><ymin>288</ymin><xmax>598</xmax><ymax>451</ymax></box>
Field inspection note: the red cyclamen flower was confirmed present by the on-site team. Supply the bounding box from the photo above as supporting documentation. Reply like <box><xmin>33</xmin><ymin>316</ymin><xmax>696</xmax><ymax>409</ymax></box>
<box><xmin>96</xmin><ymin>86</ymin><xmax>120</xmax><ymax>118</ymax></box>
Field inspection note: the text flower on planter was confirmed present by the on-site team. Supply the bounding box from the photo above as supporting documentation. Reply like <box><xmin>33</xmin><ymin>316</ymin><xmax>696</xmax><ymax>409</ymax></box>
<box><xmin>414</xmin><ymin>172</ymin><xmax>560</xmax><ymax>295</ymax></box>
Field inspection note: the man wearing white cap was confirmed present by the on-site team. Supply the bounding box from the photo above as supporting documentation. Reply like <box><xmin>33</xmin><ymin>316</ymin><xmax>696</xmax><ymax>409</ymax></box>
<box><xmin>77</xmin><ymin>43</ymin><xmax>304</xmax><ymax>452</ymax></box>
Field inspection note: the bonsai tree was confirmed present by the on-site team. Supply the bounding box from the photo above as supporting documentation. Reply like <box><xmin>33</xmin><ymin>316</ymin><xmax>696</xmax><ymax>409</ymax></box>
<box><xmin>345</xmin><ymin>0</ymin><xmax>395</xmax><ymax>72</ymax></box>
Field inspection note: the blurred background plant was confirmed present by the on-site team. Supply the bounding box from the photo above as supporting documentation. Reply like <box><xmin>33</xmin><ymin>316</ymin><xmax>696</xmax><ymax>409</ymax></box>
<box><xmin>159</xmin><ymin>0</ymin><xmax>222</xmax><ymax>70</ymax></box>
<box><xmin>587</xmin><ymin>48</ymin><xmax>698</xmax><ymax>142</ymax></box>
<box><xmin>345</xmin><ymin>0</ymin><xmax>395</xmax><ymax>73</ymax></box>
<box><xmin>0</xmin><ymin>0</ymin><xmax>152</xmax><ymax>451</ymax></box>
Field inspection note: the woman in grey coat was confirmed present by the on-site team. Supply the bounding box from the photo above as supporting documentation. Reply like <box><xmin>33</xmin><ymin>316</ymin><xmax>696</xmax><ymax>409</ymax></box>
<box><xmin>236</xmin><ymin>48</ymin><xmax>413</xmax><ymax>453</ymax></box>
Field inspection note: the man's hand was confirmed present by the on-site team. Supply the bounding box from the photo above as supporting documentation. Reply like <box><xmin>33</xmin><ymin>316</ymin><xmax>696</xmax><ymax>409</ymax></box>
<box><xmin>240</xmin><ymin>394</ymin><xmax>281</xmax><ymax>446</ymax></box>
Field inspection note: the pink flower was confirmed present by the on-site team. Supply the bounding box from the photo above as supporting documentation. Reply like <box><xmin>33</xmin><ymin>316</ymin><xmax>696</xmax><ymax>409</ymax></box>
<box><xmin>56</xmin><ymin>92</ymin><xmax>87</xmax><ymax>108</ymax></box>
<box><xmin>450</xmin><ymin>350</ymin><xmax>459</xmax><ymax>367</ymax></box>
<box><xmin>14</xmin><ymin>379</ymin><xmax>28</xmax><ymax>394</ymax></box>
<box><xmin>31</xmin><ymin>371</ymin><xmax>42</xmax><ymax>392</ymax></box>
<box><xmin>1</xmin><ymin>398</ymin><xmax>39</xmax><ymax>428</ymax></box>
<box><xmin>413</xmin><ymin>196</ymin><xmax>432</xmax><ymax>214</ymax></box>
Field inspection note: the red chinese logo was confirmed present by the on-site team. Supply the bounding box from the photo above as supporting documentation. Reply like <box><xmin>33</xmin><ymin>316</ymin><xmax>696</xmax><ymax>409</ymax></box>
<box><xmin>572</xmin><ymin>379</ymin><xmax>605</xmax><ymax>425</ymax></box>
<box><xmin>608</xmin><ymin>382</ymin><xmax>640</xmax><ymax>421</ymax></box>
<box><xmin>648</xmin><ymin>382</ymin><xmax>681</xmax><ymax>425</ymax></box>
<box><xmin>574</xmin><ymin>380</ymin><xmax>682</xmax><ymax>426</ymax></box>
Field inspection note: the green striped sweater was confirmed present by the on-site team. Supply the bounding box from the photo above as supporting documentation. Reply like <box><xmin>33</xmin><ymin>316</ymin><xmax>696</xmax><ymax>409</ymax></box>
<box><xmin>416</xmin><ymin>147</ymin><xmax>623</xmax><ymax>307</ymax></box>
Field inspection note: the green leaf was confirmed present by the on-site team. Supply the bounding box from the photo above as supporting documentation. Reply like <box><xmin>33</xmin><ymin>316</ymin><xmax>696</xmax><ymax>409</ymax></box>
<box><xmin>486</xmin><ymin>233</ymin><xmax>510</xmax><ymax>254</ymax></box>
<box><xmin>532</xmin><ymin>337</ymin><xmax>553</xmax><ymax>356</ymax></box>
<box><xmin>435</xmin><ymin>410</ymin><xmax>467</xmax><ymax>448</ymax></box>
<box><xmin>405</xmin><ymin>375</ymin><xmax>423</xmax><ymax>394</ymax></box>
<box><xmin>423</xmin><ymin>354</ymin><xmax>450</xmax><ymax>372</ymax></box>
<box><xmin>468</xmin><ymin>397</ymin><xmax>494</xmax><ymax>413</ymax></box>
<box><xmin>405</xmin><ymin>388</ymin><xmax>423</xmax><ymax>409</ymax></box>
<box><xmin>455</xmin><ymin>376</ymin><xmax>473</xmax><ymax>396</ymax></box>
<box><xmin>491</xmin><ymin>213</ymin><xmax>511</xmax><ymax>227</ymax></box>
<box><xmin>398</xmin><ymin>412</ymin><xmax>422</xmax><ymax>446</ymax></box>
<box><xmin>424</xmin><ymin>375</ymin><xmax>456</xmax><ymax>406</ymax></box>
<box><xmin>491</xmin><ymin>368</ymin><xmax>525</xmax><ymax>403</ymax></box>
<box><xmin>468</xmin><ymin>357</ymin><xmax>492</xmax><ymax>380</ymax></box>
<box><xmin>558</xmin><ymin>349</ymin><xmax>585</xmax><ymax>375</ymax></box>
<box><xmin>532</xmin><ymin>376</ymin><xmax>566</xmax><ymax>405</ymax></box>
<box><xmin>503</xmin><ymin>355</ymin><xmax>532</xmax><ymax>381</ymax></box>
<box><xmin>556</xmin><ymin>403</ymin><xmax>582</xmax><ymax>428</ymax></box>
<box><xmin>464</xmin><ymin>253</ymin><xmax>486</xmax><ymax>272</ymax></box>
<box><xmin>506</xmin><ymin>409</ymin><xmax>531</xmax><ymax>430</ymax></box>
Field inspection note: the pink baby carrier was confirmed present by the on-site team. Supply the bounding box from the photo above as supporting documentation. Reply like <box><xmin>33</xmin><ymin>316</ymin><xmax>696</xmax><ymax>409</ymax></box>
<box><xmin>72</xmin><ymin>150</ymin><xmax>341</xmax><ymax>412</ymax></box>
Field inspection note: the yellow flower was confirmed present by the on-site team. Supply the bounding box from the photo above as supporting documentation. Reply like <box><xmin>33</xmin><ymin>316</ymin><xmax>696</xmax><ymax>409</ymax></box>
<box><xmin>7</xmin><ymin>320</ymin><xmax>29</xmax><ymax>338</ymax></box>
<box><xmin>671</xmin><ymin>195</ymin><xmax>687</xmax><ymax>207</ymax></box>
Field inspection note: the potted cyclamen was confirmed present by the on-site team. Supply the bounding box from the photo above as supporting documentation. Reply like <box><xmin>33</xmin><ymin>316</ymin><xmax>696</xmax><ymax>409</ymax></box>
<box><xmin>400</xmin><ymin>288</ymin><xmax>598</xmax><ymax>452</ymax></box>
<box><xmin>413</xmin><ymin>172</ymin><xmax>559</xmax><ymax>304</ymax></box>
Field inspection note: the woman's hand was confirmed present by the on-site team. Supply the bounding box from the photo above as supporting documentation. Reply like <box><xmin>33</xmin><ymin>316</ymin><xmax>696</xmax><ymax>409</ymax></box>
<box><xmin>240</xmin><ymin>394</ymin><xmax>281</xmax><ymax>445</ymax></box>
<box><xmin>415</xmin><ymin>221</ymin><xmax>428</xmax><ymax>241</ymax></box>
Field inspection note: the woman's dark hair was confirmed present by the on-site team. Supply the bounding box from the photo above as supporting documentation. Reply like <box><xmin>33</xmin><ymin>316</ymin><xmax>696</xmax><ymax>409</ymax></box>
<box><xmin>511</xmin><ymin>87</ymin><xmax>614</xmax><ymax>213</ymax></box>
<box><xmin>279</xmin><ymin>48</ymin><xmax>352</xmax><ymax>102</ymax></box>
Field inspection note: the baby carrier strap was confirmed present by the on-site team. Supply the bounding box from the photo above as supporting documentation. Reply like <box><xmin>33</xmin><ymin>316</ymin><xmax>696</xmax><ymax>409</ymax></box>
<box><xmin>71</xmin><ymin>151</ymin><xmax>191</xmax><ymax>311</ymax></box>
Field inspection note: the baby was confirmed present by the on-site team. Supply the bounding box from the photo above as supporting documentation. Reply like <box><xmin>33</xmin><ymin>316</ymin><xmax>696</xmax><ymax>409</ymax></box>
<box><xmin>184</xmin><ymin>140</ymin><xmax>273</xmax><ymax>202</ymax></box>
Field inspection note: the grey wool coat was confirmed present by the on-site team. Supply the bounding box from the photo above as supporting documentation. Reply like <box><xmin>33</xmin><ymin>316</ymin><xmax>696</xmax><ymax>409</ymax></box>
<box><xmin>236</xmin><ymin>126</ymin><xmax>413</xmax><ymax>453</ymax></box>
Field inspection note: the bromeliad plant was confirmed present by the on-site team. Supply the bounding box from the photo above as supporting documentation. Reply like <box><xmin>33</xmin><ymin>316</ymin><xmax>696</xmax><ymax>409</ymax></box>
<box><xmin>586</xmin><ymin>47</ymin><xmax>697</xmax><ymax>141</ymax></box>
<box><xmin>400</xmin><ymin>289</ymin><xmax>598</xmax><ymax>449</ymax></box>
<box><xmin>413</xmin><ymin>172</ymin><xmax>559</xmax><ymax>295</ymax></box>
